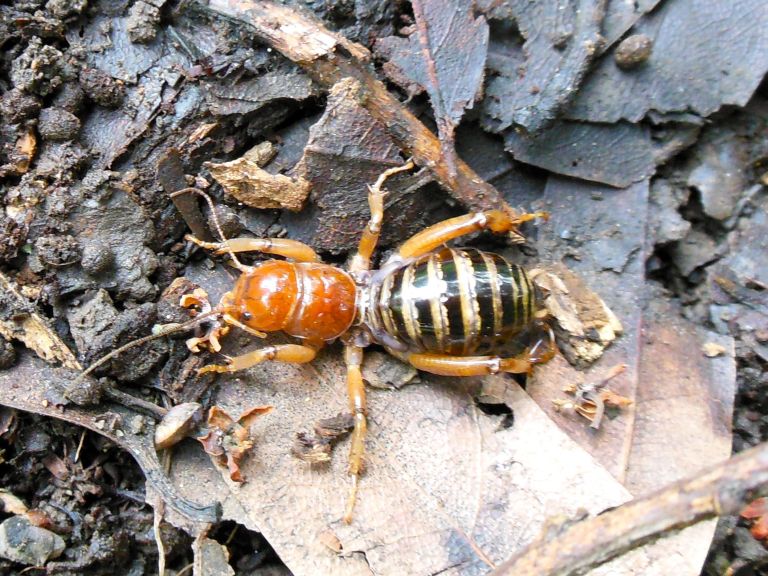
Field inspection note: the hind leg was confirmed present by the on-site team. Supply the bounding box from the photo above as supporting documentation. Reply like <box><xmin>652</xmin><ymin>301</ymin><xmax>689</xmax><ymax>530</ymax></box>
<box><xmin>405</xmin><ymin>324</ymin><xmax>556</xmax><ymax>376</ymax></box>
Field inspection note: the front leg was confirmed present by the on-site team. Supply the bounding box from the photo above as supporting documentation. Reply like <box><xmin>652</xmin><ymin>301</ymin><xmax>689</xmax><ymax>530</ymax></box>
<box><xmin>187</xmin><ymin>236</ymin><xmax>321</xmax><ymax>263</ymax></box>
<box><xmin>198</xmin><ymin>344</ymin><xmax>317</xmax><ymax>374</ymax></box>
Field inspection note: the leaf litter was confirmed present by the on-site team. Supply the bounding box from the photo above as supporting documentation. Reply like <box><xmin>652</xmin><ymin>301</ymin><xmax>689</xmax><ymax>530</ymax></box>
<box><xmin>1</xmin><ymin>0</ymin><xmax>764</xmax><ymax>574</ymax></box>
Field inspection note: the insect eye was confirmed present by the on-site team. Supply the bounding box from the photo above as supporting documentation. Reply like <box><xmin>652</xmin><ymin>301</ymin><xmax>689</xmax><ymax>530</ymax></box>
<box><xmin>241</xmin><ymin>311</ymin><xmax>253</xmax><ymax>321</ymax></box>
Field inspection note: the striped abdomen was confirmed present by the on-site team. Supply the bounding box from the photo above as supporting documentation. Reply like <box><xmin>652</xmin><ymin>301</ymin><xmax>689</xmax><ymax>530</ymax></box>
<box><xmin>373</xmin><ymin>248</ymin><xmax>536</xmax><ymax>355</ymax></box>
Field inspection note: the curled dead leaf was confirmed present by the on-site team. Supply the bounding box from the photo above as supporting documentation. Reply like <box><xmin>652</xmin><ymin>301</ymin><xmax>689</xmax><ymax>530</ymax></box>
<box><xmin>9</xmin><ymin>129</ymin><xmax>37</xmax><ymax>175</ymax></box>
<box><xmin>292</xmin><ymin>412</ymin><xmax>353</xmax><ymax>464</ymax></box>
<box><xmin>207</xmin><ymin>141</ymin><xmax>310</xmax><ymax>211</ymax></box>
<box><xmin>533</xmin><ymin>264</ymin><xmax>623</xmax><ymax>366</ymax></box>
<box><xmin>0</xmin><ymin>271</ymin><xmax>81</xmax><ymax>370</ymax></box>
<box><xmin>196</xmin><ymin>405</ymin><xmax>273</xmax><ymax>482</ymax></box>
<box><xmin>553</xmin><ymin>364</ymin><xmax>632</xmax><ymax>429</ymax></box>
<box><xmin>0</xmin><ymin>490</ymin><xmax>28</xmax><ymax>515</ymax></box>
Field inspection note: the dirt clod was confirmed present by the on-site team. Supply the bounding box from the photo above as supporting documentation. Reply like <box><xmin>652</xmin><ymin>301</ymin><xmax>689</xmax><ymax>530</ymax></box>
<box><xmin>127</xmin><ymin>0</ymin><xmax>161</xmax><ymax>44</ymax></box>
<box><xmin>79</xmin><ymin>67</ymin><xmax>126</xmax><ymax>109</ymax></box>
<box><xmin>38</xmin><ymin>107</ymin><xmax>81</xmax><ymax>141</ymax></box>
<box><xmin>34</xmin><ymin>234</ymin><xmax>81</xmax><ymax>267</ymax></box>
<box><xmin>0</xmin><ymin>88</ymin><xmax>41</xmax><ymax>124</ymax></box>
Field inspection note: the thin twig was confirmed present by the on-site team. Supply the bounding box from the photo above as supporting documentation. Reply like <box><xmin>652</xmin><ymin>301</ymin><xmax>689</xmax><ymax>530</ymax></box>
<box><xmin>491</xmin><ymin>441</ymin><xmax>768</xmax><ymax>576</ymax></box>
<box><xmin>204</xmin><ymin>0</ymin><xmax>508</xmax><ymax>214</ymax></box>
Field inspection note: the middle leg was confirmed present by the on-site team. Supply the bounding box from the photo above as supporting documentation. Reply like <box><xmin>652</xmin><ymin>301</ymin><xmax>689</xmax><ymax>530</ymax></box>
<box><xmin>343</xmin><ymin>343</ymin><xmax>367</xmax><ymax>523</ymax></box>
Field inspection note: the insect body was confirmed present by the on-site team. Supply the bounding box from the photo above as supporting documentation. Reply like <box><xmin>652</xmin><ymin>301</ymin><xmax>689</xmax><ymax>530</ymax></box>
<box><xmin>371</xmin><ymin>247</ymin><xmax>537</xmax><ymax>358</ymax></box>
<box><xmin>82</xmin><ymin>162</ymin><xmax>554</xmax><ymax>523</ymax></box>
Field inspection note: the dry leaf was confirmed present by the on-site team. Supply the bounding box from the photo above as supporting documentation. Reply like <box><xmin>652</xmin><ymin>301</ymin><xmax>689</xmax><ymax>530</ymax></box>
<box><xmin>533</xmin><ymin>263</ymin><xmax>623</xmax><ymax>366</ymax></box>
<box><xmin>0</xmin><ymin>271</ymin><xmax>81</xmax><ymax>370</ymax></box>
<box><xmin>193</xmin><ymin>537</ymin><xmax>235</xmax><ymax>576</ymax></box>
<box><xmin>0</xmin><ymin>490</ymin><xmax>28</xmax><ymax>516</ymax></box>
<box><xmin>377</xmin><ymin>0</ymin><xmax>488</xmax><ymax>173</ymax></box>
<box><xmin>527</xmin><ymin>177</ymin><xmax>736</xmax><ymax>574</ymax></box>
<box><xmin>207</xmin><ymin>142</ymin><xmax>311</xmax><ymax>211</ymax></box>
<box><xmin>197</xmin><ymin>405</ymin><xmax>273</xmax><ymax>482</ymax></box>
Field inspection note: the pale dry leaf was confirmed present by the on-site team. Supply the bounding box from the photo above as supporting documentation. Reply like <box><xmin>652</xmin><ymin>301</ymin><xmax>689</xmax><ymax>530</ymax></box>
<box><xmin>165</xmin><ymin>255</ymin><xmax>633</xmax><ymax>575</ymax></box>
<box><xmin>527</xmin><ymin>177</ymin><xmax>736</xmax><ymax>574</ymax></box>
<box><xmin>207</xmin><ymin>142</ymin><xmax>311</xmax><ymax>212</ymax></box>
<box><xmin>533</xmin><ymin>263</ymin><xmax>623</xmax><ymax>366</ymax></box>
<box><xmin>0</xmin><ymin>490</ymin><xmax>28</xmax><ymax>516</ymax></box>
<box><xmin>193</xmin><ymin>537</ymin><xmax>235</xmax><ymax>576</ymax></box>
<box><xmin>0</xmin><ymin>271</ymin><xmax>81</xmax><ymax>370</ymax></box>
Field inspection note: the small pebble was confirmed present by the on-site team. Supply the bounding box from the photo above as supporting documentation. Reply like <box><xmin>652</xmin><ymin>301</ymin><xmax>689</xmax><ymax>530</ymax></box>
<box><xmin>615</xmin><ymin>34</ymin><xmax>653</xmax><ymax>70</ymax></box>
<box><xmin>0</xmin><ymin>516</ymin><xmax>65</xmax><ymax>566</ymax></box>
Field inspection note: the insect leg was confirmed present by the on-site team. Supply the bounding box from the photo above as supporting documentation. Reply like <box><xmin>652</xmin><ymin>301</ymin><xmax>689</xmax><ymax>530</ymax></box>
<box><xmin>197</xmin><ymin>344</ymin><xmax>317</xmax><ymax>374</ymax></box>
<box><xmin>343</xmin><ymin>343</ymin><xmax>367</xmax><ymax>524</ymax></box>
<box><xmin>186</xmin><ymin>236</ymin><xmax>321</xmax><ymax>263</ymax></box>
<box><xmin>405</xmin><ymin>335</ymin><xmax>555</xmax><ymax>377</ymax></box>
<box><xmin>350</xmin><ymin>160</ymin><xmax>415</xmax><ymax>273</ymax></box>
<box><xmin>394</xmin><ymin>209</ymin><xmax>548</xmax><ymax>260</ymax></box>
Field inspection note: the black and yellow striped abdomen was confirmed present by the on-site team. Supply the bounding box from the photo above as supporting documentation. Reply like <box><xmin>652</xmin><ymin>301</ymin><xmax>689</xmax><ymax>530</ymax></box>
<box><xmin>373</xmin><ymin>248</ymin><xmax>536</xmax><ymax>355</ymax></box>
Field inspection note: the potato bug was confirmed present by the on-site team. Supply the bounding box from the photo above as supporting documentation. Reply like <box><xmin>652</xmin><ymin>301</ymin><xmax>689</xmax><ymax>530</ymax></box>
<box><xmin>82</xmin><ymin>161</ymin><xmax>555</xmax><ymax>522</ymax></box>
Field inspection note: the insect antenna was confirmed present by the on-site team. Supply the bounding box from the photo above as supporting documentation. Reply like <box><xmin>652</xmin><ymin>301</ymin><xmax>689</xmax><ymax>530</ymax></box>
<box><xmin>74</xmin><ymin>308</ymin><xmax>225</xmax><ymax>383</ymax></box>
<box><xmin>170</xmin><ymin>187</ymin><xmax>248</xmax><ymax>272</ymax></box>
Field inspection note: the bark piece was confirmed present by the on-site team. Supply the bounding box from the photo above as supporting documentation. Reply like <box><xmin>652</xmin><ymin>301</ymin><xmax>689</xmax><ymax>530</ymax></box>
<box><xmin>288</xmin><ymin>78</ymin><xmax>433</xmax><ymax>252</ymax></box>
<box><xmin>206</xmin><ymin>0</ymin><xmax>510</xmax><ymax>214</ymax></box>
<box><xmin>601</xmin><ymin>0</ymin><xmax>662</xmax><ymax>49</ymax></box>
